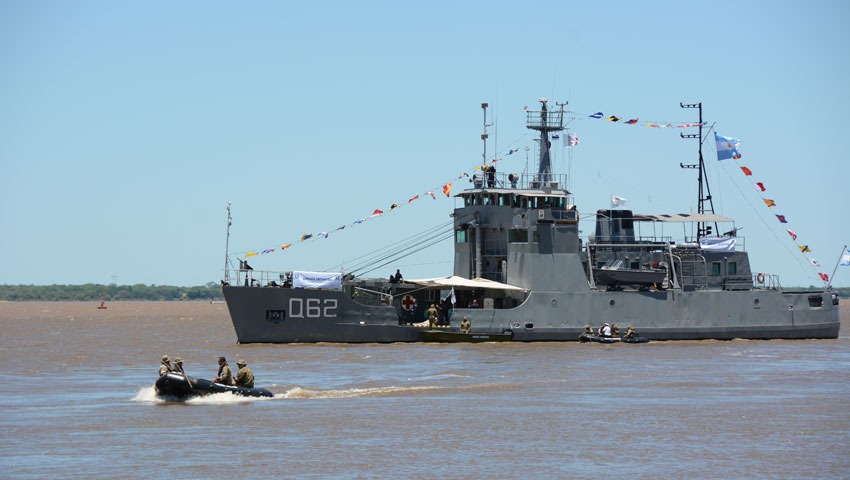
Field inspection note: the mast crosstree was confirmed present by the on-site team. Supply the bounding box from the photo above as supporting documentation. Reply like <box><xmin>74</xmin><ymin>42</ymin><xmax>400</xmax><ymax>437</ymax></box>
<box><xmin>526</xmin><ymin>98</ymin><xmax>565</xmax><ymax>188</ymax></box>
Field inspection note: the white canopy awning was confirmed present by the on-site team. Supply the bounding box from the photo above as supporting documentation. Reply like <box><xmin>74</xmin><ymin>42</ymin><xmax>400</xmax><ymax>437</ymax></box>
<box><xmin>403</xmin><ymin>276</ymin><xmax>527</xmax><ymax>292</ymax></box>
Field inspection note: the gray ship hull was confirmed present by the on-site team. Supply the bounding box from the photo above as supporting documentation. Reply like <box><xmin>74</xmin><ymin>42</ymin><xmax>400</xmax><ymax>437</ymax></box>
<box><xmin>223</xmin><ymin>286</ymin><xmax>839</xmax><ymax>343</ymax></box>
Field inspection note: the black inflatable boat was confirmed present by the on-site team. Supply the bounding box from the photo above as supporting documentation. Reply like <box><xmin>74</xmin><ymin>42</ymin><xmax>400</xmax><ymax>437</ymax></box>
<box><xmin>578</xmin><ymin>333</ymin><xmax>649</xmax><ymax>344</ymax></box>
<box><xmin>155</xmin><ymin>372</ymin><xmax>273</xmax><ymax>399</ymax></box>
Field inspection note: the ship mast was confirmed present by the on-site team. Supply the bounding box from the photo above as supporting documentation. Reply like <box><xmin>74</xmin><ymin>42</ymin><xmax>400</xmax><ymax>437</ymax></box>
<box><xmin>473</xmin><ymin>102</ymin><xmax>490</xmax><ymax>278</ymax></box>
<box><xmin>679</xmin><ymin>102</ymin><xmax>716</xmax><ymax>239</ymax></box>
<box><xmin>481</xmin><ymin>102</ymin><xmax>490</xmax><ymax>166</ymax></box>
<box><xmin>223</xmin><ymin>201</ymin><xmax>232</xmax><ymax>284</ymax></box>
<box><xmin>527</xmin><ymin>98</ymin><xmax>565</xmax><ymax>187</ymax></box>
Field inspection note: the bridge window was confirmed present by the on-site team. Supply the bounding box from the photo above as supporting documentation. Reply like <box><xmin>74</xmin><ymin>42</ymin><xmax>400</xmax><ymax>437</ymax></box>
<box><xmin>456</xmin><ymin>229</ymin><xmax>467</xmax><ymax>244</ymax></box>
<box><xmin>509</xmin><ymin>228</ymin><xmax>528</xmax><ymax>243</ymax></box>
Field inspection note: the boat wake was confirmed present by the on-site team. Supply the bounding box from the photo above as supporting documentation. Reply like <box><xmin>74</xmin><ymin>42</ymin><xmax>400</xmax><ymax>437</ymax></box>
<box><xmin>132</xmin><ymin>381</ymin><xmax>517</xmax><ymax>403</ymax></box>
<box><xmin>282</xmin><ymin>385</ymin><xmax>446</xmax><ymax>399</ymax></box>
<box><xmin>283</xmin><ymin>381</ymin><xmax>518</xmax><ymax>399</ymax></box>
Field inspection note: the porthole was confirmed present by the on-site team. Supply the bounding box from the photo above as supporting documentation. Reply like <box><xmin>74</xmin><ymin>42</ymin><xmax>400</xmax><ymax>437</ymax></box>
<box><xmin>551</xmin><ymin>299</ymin><xmax>558</xmax><ymax>308</ymax></box>
<box><xmin>609</xmin><ymin>299</ymin><xmax>616</xmax><ymax>307</ymax></box>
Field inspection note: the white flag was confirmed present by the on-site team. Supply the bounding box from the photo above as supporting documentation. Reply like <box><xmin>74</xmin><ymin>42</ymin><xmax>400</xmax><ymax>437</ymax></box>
<box><xmin>841</xmin><ymin>248</ymin><xmax>850</xmax><ymax>266</ymax></box>
<box><xmin>611</xmin><ymin>195</ymin><xmax>627</xmax><ymax>208</ymax></box>
<box><xmin>566</xmin><ymin>133</ymin><xmax>579</xmax><ymax>147</ymax></box>
<box><xmin>450</xmin><ymin>288</ymin><xmax>456</xmax><ymax>305</ymax></box>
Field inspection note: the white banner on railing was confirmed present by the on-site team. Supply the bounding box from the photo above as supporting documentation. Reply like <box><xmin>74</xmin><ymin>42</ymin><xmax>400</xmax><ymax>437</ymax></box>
<box><xmin>699</xmin><ymin>237</ymin><xmax>736</xmax><ymax>252</ymax></box>
<box><xmin>292</xmin><ymin>271</ymin><xmax>342</xmax><ymax>289</ymax></box>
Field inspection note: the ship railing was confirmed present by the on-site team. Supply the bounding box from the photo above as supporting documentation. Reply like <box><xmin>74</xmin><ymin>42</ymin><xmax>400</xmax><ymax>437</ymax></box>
<box><xmin>752</xmin><ymin>272</ymin><xmax>781</xmax><ymax>291</ymax></box>
<box><xmin>526</xmin><ymin>108</ymin><xmax>564</xmax><ymax>129</ymax></box>
<box><xmin>586</xmin><ymin>241</ymin><xmax>670</xmax><ymax>258</ymax></box>
<box><xmin>227</xmin><ymin>269</ymin><xmax>356</xmax><ymax>291</ymax></box>
<box><xmin>227</xmin><ymin>269</ymin><xmax>289</xmax><ymax>288</ymax></box>
<box><xmin>350</xmin><ymin>286</ymin><xmax>394</xmax><ymax>306</ymax></box>
<box><xmin>468</xmin><ymin>171</ymin><xmax>569</xmax><ymax>191</ymax></box>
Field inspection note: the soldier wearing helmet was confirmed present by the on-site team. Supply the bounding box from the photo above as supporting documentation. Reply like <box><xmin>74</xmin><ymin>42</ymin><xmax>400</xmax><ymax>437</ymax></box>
<box><xmin>173</xmin><ymin>357</ymin><xmax>185</xmax><ymax>375</ymax></box>
<box><xmin>234</xmin><ymin>359</ymin><xmax>254</xmax><ymax>388</ymax></box>
<box><xmin>158</xmin><ymin>354</ymin><xmax>174</xmax><ymax>376</ymax></box>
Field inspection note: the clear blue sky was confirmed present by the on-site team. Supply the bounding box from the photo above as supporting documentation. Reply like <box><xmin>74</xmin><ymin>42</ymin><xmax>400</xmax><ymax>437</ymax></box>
<box><xmin>2</xmin><ymin>1</ymin><xmax>848</xmax><ymax>288</ymax></box>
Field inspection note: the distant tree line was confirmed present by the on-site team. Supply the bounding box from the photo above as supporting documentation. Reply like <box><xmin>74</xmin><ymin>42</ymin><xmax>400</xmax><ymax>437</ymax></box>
<box><xmin>0</xmin><ymin>282</ymin><xmax>224</xmax><ymax>301</ymax></box>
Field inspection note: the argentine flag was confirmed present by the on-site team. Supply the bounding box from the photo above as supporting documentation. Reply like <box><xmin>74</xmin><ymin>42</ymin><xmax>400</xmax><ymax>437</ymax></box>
<box><xmin>715</xmin><ymin>133</ymin><xmax>742</xmax><ymax>160</ymax></box>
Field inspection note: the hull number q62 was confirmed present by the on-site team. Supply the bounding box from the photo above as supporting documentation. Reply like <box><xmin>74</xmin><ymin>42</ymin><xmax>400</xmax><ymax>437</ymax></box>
<box><xmin>289</xmin><ymin>298</ymin><xmax>338</xmax><ymax>318</ymax></box>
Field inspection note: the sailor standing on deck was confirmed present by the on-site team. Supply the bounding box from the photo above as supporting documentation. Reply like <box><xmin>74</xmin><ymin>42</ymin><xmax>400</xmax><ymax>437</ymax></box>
<box><xmin>427</xmin><ymin>304</ymin><xmax>439</xmax><ymax>329</ymax></box>
<box><xmin>212</xmin><ymin>356</ymin><xmax>233</xmax><ymax>385</ymax></box>
<box><xmin>234</xmin><ymin>359</ymin><xmax>254</xmax><ymax>388</ymax></box>
<box><xmin>159</xmin><ymin>355</ymin><xmax>174</xmax><ymax>376</ymax></box>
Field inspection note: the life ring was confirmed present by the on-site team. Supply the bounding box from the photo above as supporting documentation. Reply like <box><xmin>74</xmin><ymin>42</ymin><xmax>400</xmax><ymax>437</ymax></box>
<box><xmin>756</xmin><ymin>273</ymin><xmax>765</xmax><ymax>284</ymax></box>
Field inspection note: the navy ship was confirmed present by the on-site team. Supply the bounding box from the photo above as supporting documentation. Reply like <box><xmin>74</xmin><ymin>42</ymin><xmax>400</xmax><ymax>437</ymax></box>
<box><xmin>222</xmin><ymin>99</ymin><xmax>840</xmax><ymax>343</ymax></box>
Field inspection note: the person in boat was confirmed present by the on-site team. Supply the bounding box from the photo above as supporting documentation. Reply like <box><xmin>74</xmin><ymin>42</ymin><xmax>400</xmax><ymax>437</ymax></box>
<box><xmin>159</xmin><ymin>354</ymin><xmax>174</xmax><ymax>376</ymax></box>
<box><xmin>598</xmin><ymin>323</ymin><xmax>612</xmax><ymax>337</ymax></box>
<box><xmin>611</xmin><ymin>324</ymin><xmax>620</xmax><ymax>336</ymax></box>
<box><xmin>173</xmin><ymin>357</ymin><xmax>185</xmax><ymax>375</ymax></box>
<box><xmin>234</xmin><ymin>359</ymin><xmax>254</xmax><ymax>388</ymax></box>
<box><xmin>212</xmin><ymin>356</ymin><xmax>233</xmax><ymax>385</ymax></box>
<box><xmin>584</xmin><ymin>325</ymin><xmax>594</xmax><ymax>335</ymax></box>
<box><xmin>624</xmin><ymin>325</ymin><xmax>637</xmax><ymax>339</ymax></box>
<box><xmin>460</xmin><ymin>317</ymin><xmax>471</xmax><ymax>334</ymax></box>
<box><xmin>427</xmin><ymin>304</ymin><xmax>439</xmax><ymax>329</ymax></box>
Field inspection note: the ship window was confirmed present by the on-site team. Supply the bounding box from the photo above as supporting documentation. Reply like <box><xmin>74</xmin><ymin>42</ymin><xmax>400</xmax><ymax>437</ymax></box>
<box><xmin>711</xmin><ymin>262</ymin><xmax>721</xmax><ymax>275</ymax></box>
<box><xmin>509</xmin><ymin>228</ymin><xmax>528</xmax><ymax>243</ymax></box>
<box><xmin>456</xmin><ymin>230</ymin><xmax>467</xmax><ymax>244</ymax></box>
<box><xmin>728</xmin><ymin>262</ymin><xmax>737</xmax><ymax>275</ymax></box>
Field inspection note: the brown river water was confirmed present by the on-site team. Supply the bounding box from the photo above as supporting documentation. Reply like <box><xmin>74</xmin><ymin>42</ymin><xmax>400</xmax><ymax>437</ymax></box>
<box><xmin>1</xmin><ymin>301</ymin><xmax>848</xmax><ymax>479</ymax></box>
